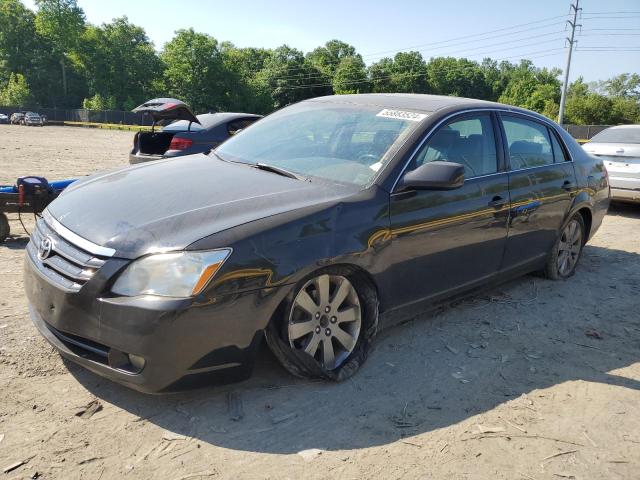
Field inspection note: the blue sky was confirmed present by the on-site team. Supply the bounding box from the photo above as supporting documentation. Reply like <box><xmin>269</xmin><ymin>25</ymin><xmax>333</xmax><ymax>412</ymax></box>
<box><xmin>24</xmin><ymin>0</ymin><xmax>640</xmax><ymax>82</ymax></box>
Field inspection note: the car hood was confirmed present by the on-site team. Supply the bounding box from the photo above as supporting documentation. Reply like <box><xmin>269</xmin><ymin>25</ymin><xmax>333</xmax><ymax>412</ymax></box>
<box><xmin>47</xmin><ymin>154</ymin><xmax>354</xmax><ymax>259</ymax></box>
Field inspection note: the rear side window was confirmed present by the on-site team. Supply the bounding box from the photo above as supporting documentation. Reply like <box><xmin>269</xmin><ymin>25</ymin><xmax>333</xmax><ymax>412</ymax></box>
<box><xmin>228</xmin><ymin>118</ymin><xmax>258</xmax><ymax>135</ymax></box>
<box><xmin>549</xmin><ymin>130</ymin><xmax>568</xmax><ymax>162</ymax></box>
<box><xmin>412</xmin><ymin>114</ymin><xmax>498</xmax><ymax>178</ymax></box>
<box><xmin>502</xmin><ymin>116</ymin><xmax>554</xmax><ymax>170</ymax></box>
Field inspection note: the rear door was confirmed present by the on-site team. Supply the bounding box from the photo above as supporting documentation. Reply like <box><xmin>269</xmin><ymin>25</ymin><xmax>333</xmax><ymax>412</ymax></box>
<box><xmin>498</xmin><ymin>113</ymin><xmax>577</xmax><ymax>269</ymax></box>
<box><xmin>386</xmin><ymin>111</ymin><xmax>510</xmax><ymax>308</ymax></box>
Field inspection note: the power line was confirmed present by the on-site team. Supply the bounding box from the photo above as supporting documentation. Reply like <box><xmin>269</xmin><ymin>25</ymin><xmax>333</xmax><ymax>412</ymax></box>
<box><xmin>278</xmin><ymin>48</ymin><xmax>566</xmax><ymax>92</ymax></box>
<box><xmin>258</xmin><ymin>30</ymin><xmax>567</xmax><ymax>84</ymax></box>
<box><xmin>243</xmin><ymin>17</ymin><xmax>570</xmax><ymax>80</ymax></box>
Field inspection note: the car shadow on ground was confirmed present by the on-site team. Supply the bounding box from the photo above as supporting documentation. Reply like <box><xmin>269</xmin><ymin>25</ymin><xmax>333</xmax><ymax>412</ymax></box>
<box><xmin>64</xmin><ymin>244</ymin><xmax>640</xmax><ymax>454</ymax></box>
<box><xmin>607</xmin><ymin>202</ymin><xmax>640</xmax><ymax>219</ymax></box>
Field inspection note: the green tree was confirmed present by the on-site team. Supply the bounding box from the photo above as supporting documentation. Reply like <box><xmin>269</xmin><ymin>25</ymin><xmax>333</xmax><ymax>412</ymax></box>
<box><xmin>600</xmin><ymin>73</ymin><xmax>640</xmax><ymax>100</ymax></box>
<box><xmin>74</xmin><ymin>17</ymin><xmax>162</xmax><ymax>109</ymax></box>
<box><xmin>368</xmin><ymin>52</ymin><xmax>428</xmax><ymax>93</ymax></box>
<box><xmin>332</xmin><ymin>56</ymin><xmax>368</xmax><ymax>94</ymax></box>
<box><xmin>82</xmin><ymin>93</ymin><xmax>115</xmax><ymax>110</ymax></box>
<box><xmin>220</xmin><ymin>43</ymin><xmax>273</xmax><ymax>113</ymax></box>
<box><xmin>426</xmin><ymin>57</ymin><xmax>489</xmax><ymax>98</ymax></box>
<box><xmin>306</xmin><ymin>39</ymin><xmax>358</xmax><ymax>78</ymax></box>
<box><xmin>0</xmin><ymin>72</ymin><xmax>31</xmax><ymax>105</ymax></box>
<box><xmin>498</xmin><ymin>60</ymin><xmax>561</xmax><ymax>117</ymax></box>
<box><xmin>256</xmin><ymin>45</ymin><xmax>331</xmax><ymax>109</ymax></box>
<box><xmin>161</xmin><ymin>28</ymin><xmax>227</xmax><ymax>112</ymax></box>
<box><xmin>34</xmin><ymin>0</ymin><xmax>86</xmax><ymax>101</ymax></box>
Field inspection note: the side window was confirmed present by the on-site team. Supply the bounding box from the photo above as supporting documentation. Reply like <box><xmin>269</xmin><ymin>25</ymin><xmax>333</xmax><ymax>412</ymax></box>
<box><xmin>227</xmin><ymin>118</ymin><xmax>257</xmax><ymax>136</ymax></box>
<box><xmin>413</xmin><ymin>114</ymin><xmax>498</xmax><ymax>178</ymax></box>
<box><xmin>502</xmin><ymin>116</ymin><xmax>554</xmax><ymax>169</ymax></box>
<box><xmin>549</xmin><ymin>129</ymin><xmax>568</xmax><ymax>163</ymax></box>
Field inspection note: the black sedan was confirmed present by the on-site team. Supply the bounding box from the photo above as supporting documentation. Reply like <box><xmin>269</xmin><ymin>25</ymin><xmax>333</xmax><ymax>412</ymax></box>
<box><xmin>24</xmin><ymin>94</ymin><xmax>610</xmax><ymax>393</ymax></box>
<box><xmin>129</xmin><ymin>98</ymin><xmax>261</xmax><ymax>164</ymax></box>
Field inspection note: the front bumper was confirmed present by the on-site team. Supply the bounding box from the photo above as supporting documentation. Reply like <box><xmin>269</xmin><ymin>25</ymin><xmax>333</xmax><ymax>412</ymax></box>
<box><xmin>24</xmin><ymin>251</ymin><xmax>286</xmax><ymax>393</ymax></box>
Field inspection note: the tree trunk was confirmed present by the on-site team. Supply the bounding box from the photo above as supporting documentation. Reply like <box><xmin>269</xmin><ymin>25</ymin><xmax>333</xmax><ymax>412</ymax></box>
<box><xmin>60</xmin><ymin>58</ymin><xmax>67</xmax><ymax>97</ymax></box>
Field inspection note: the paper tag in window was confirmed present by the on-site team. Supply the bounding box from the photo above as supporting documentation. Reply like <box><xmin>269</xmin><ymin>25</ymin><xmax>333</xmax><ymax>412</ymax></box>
<box><xmin>376</xmin><ymin>109</ymin><xmax>427</xmax><ymax>122</ymax></box>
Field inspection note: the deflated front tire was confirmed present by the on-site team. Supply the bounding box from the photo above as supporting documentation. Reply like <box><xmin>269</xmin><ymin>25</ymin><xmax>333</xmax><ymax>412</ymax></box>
<box><xmin>265</xmin><ymin>265</ymin><xmax>378</xmax><ymax>381</ymax></box>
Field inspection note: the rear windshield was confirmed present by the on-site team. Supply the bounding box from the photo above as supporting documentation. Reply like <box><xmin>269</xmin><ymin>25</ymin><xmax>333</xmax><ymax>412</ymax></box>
<box><xmin>163</xmin><ymin>117</ymin><xmax>205</xmax><ymax>132</ymax></box>
<box><xmin>589</xmin><ymin>127</ymin><xmax>640</xmax><ymax>144</ymax></box>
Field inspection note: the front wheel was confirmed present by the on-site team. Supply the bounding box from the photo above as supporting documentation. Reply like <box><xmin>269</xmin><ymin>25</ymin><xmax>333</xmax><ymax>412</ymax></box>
<box><xmin>265</xmin><ymin>266</ymin><xmax>378</xmax><ymax>381</ymax></box>
<box><xmin>544</xmin><ymin>214</ymin><xmax>585</xmax><ymax>280</ymax></box>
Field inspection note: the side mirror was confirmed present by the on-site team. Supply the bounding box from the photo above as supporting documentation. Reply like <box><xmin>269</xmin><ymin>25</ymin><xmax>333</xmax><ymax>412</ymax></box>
<box><xmin>398</xmin><ymin>161</ymin><xmax>465</xmax><ymax>191</ymax></box>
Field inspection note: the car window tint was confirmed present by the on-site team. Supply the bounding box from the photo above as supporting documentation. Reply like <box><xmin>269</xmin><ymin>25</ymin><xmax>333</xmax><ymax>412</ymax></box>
<box><xmin>549</xmin><ymin>129</ymin><xmax>568</xmax><ymax>163</ymax></box>
<box><xmin>502</xmin><ymin>117</ymin><xmax>554</xmax><ymax>169</ymax></box>
<box><xmin>413</xmin><ymin>114</ymin><xmax>498</xmax><ymax>178</ymax></box>
<box><xmin>228</xmin><ymin>118</ymin><xmax>257</xmax><ymax>136</ymax></box>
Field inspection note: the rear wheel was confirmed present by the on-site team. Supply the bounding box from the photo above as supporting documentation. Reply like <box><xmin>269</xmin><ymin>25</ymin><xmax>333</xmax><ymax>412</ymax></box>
<box><xmin>0</xmin><ymin>213</ymin><xmax>10</xmax><ymax>243</ymax></box>
<box><xmin>544</xmin><ymin>214</ymin><xmax>585</xmax><ymax>280</ymax></box>
<box><xmin>265</xmin><ymin>266</ymin><xmax>378</xmax><ymax>381</ymax></box>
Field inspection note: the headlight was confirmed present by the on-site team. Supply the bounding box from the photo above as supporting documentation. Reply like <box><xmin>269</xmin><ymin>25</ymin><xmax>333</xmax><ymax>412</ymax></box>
<box><xmin>111</xmin><ymin>249</ymin><xmax>231</xmax><ymax>297</ymax></box>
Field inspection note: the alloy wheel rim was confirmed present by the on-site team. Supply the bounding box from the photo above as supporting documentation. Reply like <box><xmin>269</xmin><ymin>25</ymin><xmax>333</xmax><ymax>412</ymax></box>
<box><xmin>557</xmin><ymin>219</ymin><xmax>582</xmax><ymax>276</ymax></box>
<box><xmin>288</xmin><ymin>274</ymin><xmax>362</xmax><ymax>370</ymax></box>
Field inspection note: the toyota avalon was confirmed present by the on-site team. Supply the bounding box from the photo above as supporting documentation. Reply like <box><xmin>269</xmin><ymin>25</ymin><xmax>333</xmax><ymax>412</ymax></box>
<box><xmin>24</xmin><ymin>94</ymin><xmax>610</xmax><ymax>393</ymax></box>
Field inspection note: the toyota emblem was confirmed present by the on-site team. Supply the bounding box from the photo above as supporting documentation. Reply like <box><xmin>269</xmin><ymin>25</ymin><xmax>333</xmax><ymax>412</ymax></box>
<box><xmin>38</xmin><ymin>236</ymin><xmax>54</xmax><ymax>260</ymax></box>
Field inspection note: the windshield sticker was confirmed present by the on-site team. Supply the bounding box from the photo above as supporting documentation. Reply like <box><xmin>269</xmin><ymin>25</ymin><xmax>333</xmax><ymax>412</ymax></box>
<box><xmin>376</xmin><ymin>109</ymin><xmax>428</xmax><ymax>122</ymax></box>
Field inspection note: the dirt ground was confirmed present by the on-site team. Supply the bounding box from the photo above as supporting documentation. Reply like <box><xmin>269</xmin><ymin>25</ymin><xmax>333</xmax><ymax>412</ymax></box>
<box><xmin>0</xmin><ymin>124</ymin><xmax>639</xmax><ymax>480</ymax></box>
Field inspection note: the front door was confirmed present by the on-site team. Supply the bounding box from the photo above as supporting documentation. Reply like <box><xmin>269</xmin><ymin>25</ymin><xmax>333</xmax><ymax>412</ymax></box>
<box><xmin>386</xmin><ymin>112</ymin><xmax>510</xmax><ymax>309</ymax></box>
<box><xmin>498</xmin><ymin>114</ymin><xmax>577</xmax><ymax>269</ymax></box>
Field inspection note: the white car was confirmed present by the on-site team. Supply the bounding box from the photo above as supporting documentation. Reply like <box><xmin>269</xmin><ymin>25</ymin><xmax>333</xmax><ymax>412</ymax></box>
<box><xmin>583</xmin><ymin>125</ymin><xmax>640</xmax><ymax>203</ymax></box>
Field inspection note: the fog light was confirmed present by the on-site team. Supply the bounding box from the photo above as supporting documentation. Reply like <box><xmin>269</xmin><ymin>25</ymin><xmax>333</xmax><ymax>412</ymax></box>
<box><xmin>128</xmin><ymin>354</ymin><xmax>146</xmax><ymax>372</ymax></box>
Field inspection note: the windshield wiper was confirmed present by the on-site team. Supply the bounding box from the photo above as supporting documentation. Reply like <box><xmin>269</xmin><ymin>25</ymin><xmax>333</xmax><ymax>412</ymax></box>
<box><xmin>253</xmin><ymin>163</ymin><xmax>305</xmax><ymax>180</ymax></box>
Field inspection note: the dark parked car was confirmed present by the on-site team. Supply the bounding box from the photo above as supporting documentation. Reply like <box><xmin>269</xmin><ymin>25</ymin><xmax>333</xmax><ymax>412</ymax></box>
<box><xmin>0</xmin><ymin>113</ymin><xmax>8</xmax><ymax>124</ymax></box>
<box><xmin>129</xmin><ymin>98</ymin><xmax>261</xmax><ymax>164</ymax></box>
<box><xmin>24</xmin><ymin>94</ymin><xmax>610</xmax><ymax>393</ymax></box>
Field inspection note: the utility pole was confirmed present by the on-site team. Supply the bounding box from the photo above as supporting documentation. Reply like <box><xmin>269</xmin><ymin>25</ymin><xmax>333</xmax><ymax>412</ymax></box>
<box><xmin>558</xmin><ymin>0</ymin><xmax>581</xmax><ymax>125</ymax></box>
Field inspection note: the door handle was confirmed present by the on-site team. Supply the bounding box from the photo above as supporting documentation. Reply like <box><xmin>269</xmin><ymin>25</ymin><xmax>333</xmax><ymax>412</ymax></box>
<box><xmin>488</xmin><ymin>195</ymin><xmax>507</xmax><ymax>209</ymax></box>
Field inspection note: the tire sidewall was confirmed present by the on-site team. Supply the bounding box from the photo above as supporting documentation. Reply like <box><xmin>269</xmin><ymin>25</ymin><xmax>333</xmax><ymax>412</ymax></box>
<box><xmin>266</xmin><ymin>265</ymin><xmax>378</xmax><ymax>381</ymax></box>
<box><xmin>547</xmin><ymin>214</ymin><xmax>585</xmax><ymax>280</ymax></box>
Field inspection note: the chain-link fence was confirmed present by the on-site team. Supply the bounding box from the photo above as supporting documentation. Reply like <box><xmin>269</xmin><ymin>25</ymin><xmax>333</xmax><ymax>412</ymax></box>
<box><xmin>0</xmin><ymin>105</ymin><xmax>153</xmax><ymax>125</ymax></box>
<box><xmin>562</xmin><ymin>124</ymin><xmax>611</xmax><ymax>140</ymax></box>
<box><xmin>0</xmin><ymin>104</ymin><xmax>614</xmax><ymax>139</ymax></box>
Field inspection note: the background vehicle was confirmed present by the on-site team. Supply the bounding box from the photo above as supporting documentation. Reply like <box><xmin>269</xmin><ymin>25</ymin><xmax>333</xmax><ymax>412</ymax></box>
<box><xmin>129</xmin><ymin>98</ymin><xmax>261</xmax><ymax>164</ymax></box>
<box><xmin>583</xmin><ymin>125</ymin><xmax>640</xmax><ymax>203</ymax></box>
<box><xmin>22</xmin><ymin>111</ymin><xmax>43</xmax><ymax>126</ymax></box>
<box><xmin>10</xmin><ymin>112</ymin><xmax>25</xmax><ymax>125</ymax></box>
<box><xmin>24</xmin><ymin>94</ymin><xmax>609</xmax><ymax>393</ymax></box>
<box><xmin>0</xmin><ymin>113</ymin><xmax>8</xmax><ymax>124</ymax></box>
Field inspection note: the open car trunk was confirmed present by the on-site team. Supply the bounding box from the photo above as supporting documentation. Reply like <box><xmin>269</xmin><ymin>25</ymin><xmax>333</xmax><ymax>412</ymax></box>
<box><xmin>131</xmin><ymin>98</ymin><xmax>201</xmax><ymax>158</ymax></box>
<box><xmin>136</xmin><ymin>131</ymin><xmax>177</xmax><ymax>155</ymax></box>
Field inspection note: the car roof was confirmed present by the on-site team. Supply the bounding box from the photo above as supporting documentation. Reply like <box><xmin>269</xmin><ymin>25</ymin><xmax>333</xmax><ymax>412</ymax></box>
<box><xmin>305</xmin><ymin>93</ymin><xmax>505</xmax><ymax>113</ymax></box>
<box><xmin>198</xmin><ymin>112</ymin><xmax>262</xmax><ymax>126</ymax></box>
<box><xmin>605</xmin><ymin>124</ymin><xmax>640</xmax><ymax>129</ymax></box>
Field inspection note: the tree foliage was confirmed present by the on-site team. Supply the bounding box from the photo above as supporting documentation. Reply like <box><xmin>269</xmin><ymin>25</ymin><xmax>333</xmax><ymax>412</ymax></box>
<box><xmin>0</xmin><ymin>0</ymin><xmax>638</xmax><ymax>125</ymax></box>
<box><xmin>0</xmin><ymin>72</ymin><xmax>30</xmax><ymax>105</ymax></box>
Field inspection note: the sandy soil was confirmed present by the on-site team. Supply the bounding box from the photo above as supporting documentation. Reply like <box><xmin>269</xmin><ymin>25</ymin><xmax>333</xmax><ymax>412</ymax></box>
<box><xmin>0</xmin><ymin>124</ymin><xmax>639</xmax><ymax>480</ymax></box>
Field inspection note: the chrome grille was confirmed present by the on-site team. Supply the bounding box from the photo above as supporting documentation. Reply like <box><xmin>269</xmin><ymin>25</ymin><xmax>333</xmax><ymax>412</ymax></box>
<box><xmin>27</xmin><ymin>216</ymin><xmax>109</xmax><ymax>292</ymax></box>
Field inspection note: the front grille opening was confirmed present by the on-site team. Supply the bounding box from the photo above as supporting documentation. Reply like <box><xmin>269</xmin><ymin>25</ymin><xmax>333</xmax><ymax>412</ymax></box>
<box><xmin>27</xmin><ymin>218</ymin><xmax>108</xmax><ymax>292</ymax></box>
<box><xmin>46</xmin><ymin>324</ymin><xmax>144</xmax><ymax>374</ymax></box>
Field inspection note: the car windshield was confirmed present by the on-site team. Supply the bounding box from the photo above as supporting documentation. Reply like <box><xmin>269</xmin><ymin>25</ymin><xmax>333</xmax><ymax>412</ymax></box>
<box><xmin>214</xmin><ymin>102</ymin><xmax>424</xmax><ymax>186</ymax></box>
<box><xmin>589</xmin><ymin>127</ymin><xmax>640</xmax><ymax>144</ymax></box>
